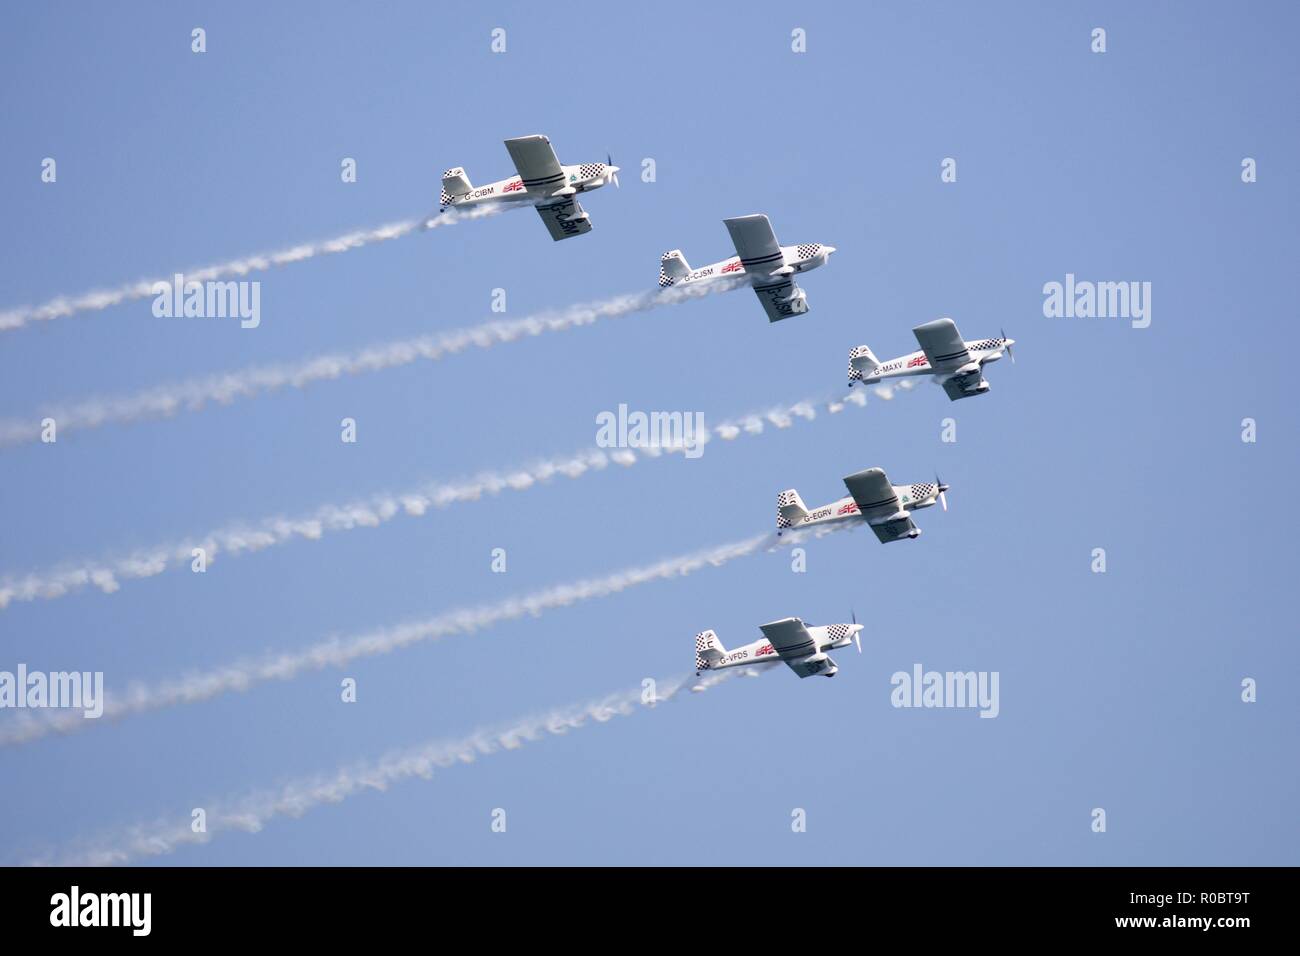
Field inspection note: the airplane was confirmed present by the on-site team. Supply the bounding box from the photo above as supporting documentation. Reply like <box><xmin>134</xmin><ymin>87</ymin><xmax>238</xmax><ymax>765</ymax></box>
<box><xmin>848</xmin><ymin>317</ymin><xmax>1015</xmax><ymax>400</ymax></box>
<box><xmin>777</xmin><ymin>467</ymin><xmax>949</xmax><ymax>543</ymax></box>
<box><xmin>657</xmin><ymin>214</ymin><xmax>836</xmax><ymax>322</ymax></box>
<box><xmin>694</xmin><ymin>615</ymin><xmax>864</xmax><ymax>679</ymax></box>
<box><xmin>438</xmin><ymin>134</ymin><xmax>619</xmax><ymax>241</ymax></box>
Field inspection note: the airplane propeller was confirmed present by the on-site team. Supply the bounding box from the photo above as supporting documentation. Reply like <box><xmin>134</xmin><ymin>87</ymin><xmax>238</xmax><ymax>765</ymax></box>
<box><xmin>935</xmin><ymin>472</ymin><xmax>949</xmax><ymax>511</ymax></box>
<box><xmin>605</xmin><ymin>152</ymin><xmax>620</xmax><ymax>189</ymax></box>
<box><xmin>1001</xmin><ymin>327</ymin><xmax>1015</xmax><ymax>364</ymax></box>
<box><xmin>852</xmin><ymin>609</ymin><xmax>862</xmax><ymax>653</ymax></box>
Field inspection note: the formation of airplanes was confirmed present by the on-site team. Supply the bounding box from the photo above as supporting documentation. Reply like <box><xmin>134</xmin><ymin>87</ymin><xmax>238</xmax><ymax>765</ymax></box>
<box><xmin>437</xmin><ymin>135</ymin><xmax>1018</xmax><ymax>686</ymax></box>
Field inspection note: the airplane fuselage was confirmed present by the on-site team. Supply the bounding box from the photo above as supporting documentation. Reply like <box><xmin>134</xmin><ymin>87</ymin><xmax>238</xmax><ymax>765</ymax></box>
<box><xmin>442</xmin><ymin>162</ymin><xmax>614</xmax><ymax>210</ymax></box>
<box><xmin>853</xmin><ymin>338</ymin><xmax>1011</xmax><ymax>387</ymax></box>
<box><xmin>778</xmin><ymin>483</ymin><xmax>945</xmax><ymax>535</ymax></box>
<box><xmin>673</xmin><ymin>243</ymin><xmax>834</xmax><ymax>288</ymax></box>
<box><xmin>705</xmin><ymin>627</ymin><xmax>857</xmax><ymax>671</ymax></box>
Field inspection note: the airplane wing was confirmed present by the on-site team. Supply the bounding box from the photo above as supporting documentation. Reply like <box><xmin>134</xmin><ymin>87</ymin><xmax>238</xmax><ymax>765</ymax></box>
<box><xmin>868</xmin><ymin>513</ymin><xmax>919</xmax><ymax>543</ymax></box>
<box><xmin>721</xmin><ymin>216</ymin><xmax>807</xmax><ymax>321</ymax></box>
<box><xmin>534</xmin><ymin>197</ymin><xmax>592</xmax><ymax>241</ymax></box>
<box><xmin>504</xmin><ymin>135</ymin><xmax>567</xmax><ymax>195</ymax></box>
<box><xmin>758</xmin><ymin>618</ymin><xmax>834</xmax><ymax>678</ymax></box>
<box><xmin>912</xmin><ymin>318</ymin><xmax>971</xmax><ymax>372</ymax></box>
<box><xmin>941</xmin><ymin>374</ymin><xmax>985</xmax><ymax>401</ymax></box>
<box><xmin>842</xmin><ymin>468</ymin><xmax>901</xmax><ymax>521</ymax></box>
<box><xmin>724</xmin><ymin>215</ymin><xmax>785</xmax><ymax>275</ymax></box>
<box><xmin>844</xmin><ymin>468</ymin><xmax>918</xmax><ymax>542</ymax></box>
<box><xmin>724</xmin><ymin>216</ymin><xmax>806</xmax><ymax>321</ymax></box>
<box><xmin>751</xmin><ymin>279</ymin><xmax>807</xmax><ymax>322</ymax></box>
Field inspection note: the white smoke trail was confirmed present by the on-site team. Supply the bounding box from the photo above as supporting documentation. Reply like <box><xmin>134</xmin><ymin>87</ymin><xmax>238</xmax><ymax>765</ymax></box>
<box><xmin>0</xmin><ymin>383</ymin><xmax>876</xmax><ymax>610</ymax></box>
<box><xmin>0</xmin><ymin>205</ymin><xmax>502</xmax><ymax>335</ymax></box>
<box><xmin>0</xmin><ymin>278</ymin><xmax>746</xmax><ymax>447</ymax></box>
<box><xmin>29</xmin><ymin>667</ymin><xmax>750</xmax><ymax>866</ymax></box>
<box><xmin>0</xmin><ymin>526</ymin><xmax>840</xmax><ymax>748</ymax></box>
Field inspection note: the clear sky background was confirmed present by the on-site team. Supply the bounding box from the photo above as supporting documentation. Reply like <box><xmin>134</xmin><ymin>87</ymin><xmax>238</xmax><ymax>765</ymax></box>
<box><xmin>1</xmin><ymin>1</ymin><xmax>1296</xmax><ymax>865</ymax></box>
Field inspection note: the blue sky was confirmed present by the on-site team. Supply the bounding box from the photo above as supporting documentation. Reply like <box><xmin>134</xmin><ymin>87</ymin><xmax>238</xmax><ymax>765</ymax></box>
<box><xmin>1</xmin><ymin>0</ymin><xmax>1297</xmax><ymax>864</ymax></box>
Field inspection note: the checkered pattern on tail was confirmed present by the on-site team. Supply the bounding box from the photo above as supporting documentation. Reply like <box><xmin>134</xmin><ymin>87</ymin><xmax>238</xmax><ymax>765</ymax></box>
<box><xmin>440</xmin><ymin>167</ymin><xmax>472</xmax><ymax>208</ymax></box>
<box><xmin>848</xmin><ymin>344</ymin><xmax>879</xmax><ymax>383</ymax></box>
<box><xmin>659</xmin><ymin>250</ymin><xmax>690</xmax><ymax>288</ymax></box>
<box><xmin>695</xmin><ymin>630</ymin><xmax>723</xmax><ymax>671</ymax></box>
<box><xmin>777</xmin><ymin>489</ymin><xmax>808</xmax><ymax>529</ymax></box>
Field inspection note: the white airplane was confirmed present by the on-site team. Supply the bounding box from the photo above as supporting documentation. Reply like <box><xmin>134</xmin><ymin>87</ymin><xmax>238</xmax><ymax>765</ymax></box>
<box><xmin>848</xmin><ymin>318</ymin><xmax>1015</xmax><ymax>400</ymax></box>
<box><xmin>777</xmin><ymin>467</ymin><xmax>949</xmax><ymax>543</ymax></box>
<box><xmin>438</xmin><ymin>134</ymin><xmax>619</xmax><ymax>241</ymax></box>
<box><xmin>694</xmin><ymin>615</ymin><xmax>864</xmax><ymax>680</ymax></box>
<box><xmin>657</xmin><ymin>214</ymin><xmax>836</xmax><ymax>322</ymax></box>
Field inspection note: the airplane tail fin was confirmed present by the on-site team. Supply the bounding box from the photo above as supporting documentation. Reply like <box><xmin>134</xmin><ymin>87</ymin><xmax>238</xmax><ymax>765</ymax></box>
<box><xmin>694</xmin><ymin>630</ymin><xmax>727</xmax><ymax>672</ymax></box>
<box><xmin>659</xmin><ymin>250</ymin><xmax>692</xmax><ymax>288</ymax></box>
<box><xmin>848</xmin><ymin>345</ymin><xmax>880</xmax><ymax>384</ymax></box>
<box><xmin>777</xmin><ymin>489</ymin><xmax>809</xmax><ymax>530</ymax></box>
<box><xmin>440</xmin><ymin>167</ymin><xmax>473</xmax><ymax>208</ymax></box>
